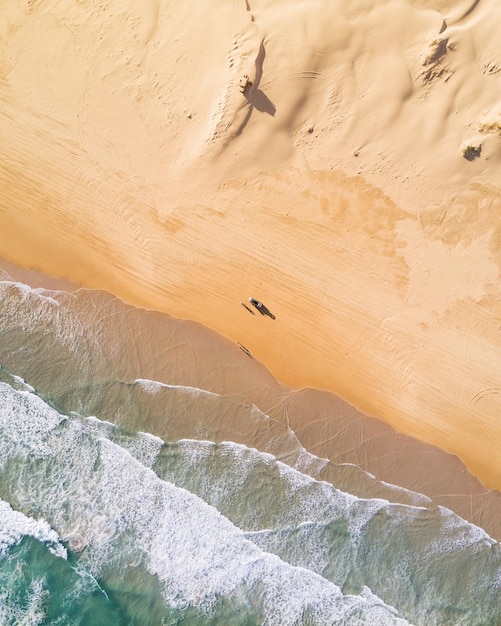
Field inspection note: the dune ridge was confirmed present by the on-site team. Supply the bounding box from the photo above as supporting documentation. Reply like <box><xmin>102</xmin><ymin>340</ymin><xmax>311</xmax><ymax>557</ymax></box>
<box><xmin>1</xmin><ymin>0</ymin><xmax>501</xmax><ymax>488</ymax></box>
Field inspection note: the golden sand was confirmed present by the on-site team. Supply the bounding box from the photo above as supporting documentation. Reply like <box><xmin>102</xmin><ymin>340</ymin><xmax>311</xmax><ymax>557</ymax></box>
<box><xmin>1</xmin><ymin>0</ymin><xmax>501</xmax><ymax>489</ymax></box>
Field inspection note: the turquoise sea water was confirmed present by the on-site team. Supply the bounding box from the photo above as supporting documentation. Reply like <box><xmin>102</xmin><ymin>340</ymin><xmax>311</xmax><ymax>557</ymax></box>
<box><xmin>0</xmin><ymin>275</ymin><xmax>500</xmax><ymax>625</ymax></box>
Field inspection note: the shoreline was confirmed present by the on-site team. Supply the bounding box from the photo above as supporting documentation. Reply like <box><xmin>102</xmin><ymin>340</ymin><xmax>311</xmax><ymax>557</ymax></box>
<box><xmin>2</xmin><ymin>257</ymin><xmax>501</xmax><ymax>541</ymax></box>
<box><xmin>1</xmin><ymin>168</ymin><xmax>500</xmax><ymax>493</ymax></box>
<box><xmin>1</xmin><ymin>0</ymin><xmax>501</xmax><ymax>493</ymax></box>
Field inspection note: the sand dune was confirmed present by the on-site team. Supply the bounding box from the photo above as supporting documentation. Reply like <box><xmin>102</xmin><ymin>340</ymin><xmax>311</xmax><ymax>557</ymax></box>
<box><xmin>1</xmin><ymin>0</ymin><xmax>501</xmax><ymax>488</ymax></box>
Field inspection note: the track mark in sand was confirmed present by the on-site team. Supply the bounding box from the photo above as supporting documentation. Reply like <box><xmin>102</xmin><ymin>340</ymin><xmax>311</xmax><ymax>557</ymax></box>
<box><xmin>468</xmin><ymin>387</ymin><xmax>501</xmax><ymax>456</ymax></box>
<box><xmin>470</xmin><ymin>387</ymin><xmax>501</xmax><ymax>407</ymax></box>
<box><xmin>139</xmin><ymin>0</ymin><xmax>160</xmax><ymax>45</ymax></box>
<box><xmin>208</xmin><ymin>0</ymin><xmax>258</xmax><ymax>144</ymax></box>
<box><xmin>76</xmin><ymin>58</ymin><xmax>114</xmax><ymax>180</ymax></box>
<box><xmin>207</xmin><ymin>2</ymin><xmax>269</xmax><ymax>158</ymax></box>
<box><xmin>21</xmin><ymin>0</ymin><xmax>43</xmax><ymax>13</ymax></box>
<box><xmin>245</xmin><ymin>0</ymin><xmax>255</xmax><ymax>23</ymax></box>
<box><xmin>208</xmin><ymin>39</ymin><xmax>276</xmax><ymax>159</ymax></box>
<box><xmin>206</xmin><ymin>33</ymin><xmax>249</xmax><ymax>148</ymax></box>
<box><xmin>482</xmin><ymin>62</ymin><xmax>501</xmax><ymax>75</ymax></box>
<box><xmin>456</xmin><ymin>0</ymin><xmax>481</xmax><ymax>22</ymax></box>
<box><xmin>287</xmin><ymin>71</ymin><xmax>327</xmax><ymax>81</ymax></box>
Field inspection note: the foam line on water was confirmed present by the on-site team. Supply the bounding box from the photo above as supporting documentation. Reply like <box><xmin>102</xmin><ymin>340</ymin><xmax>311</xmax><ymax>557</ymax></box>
<box><xmin>0</xmin><ymin>387</ymin><xmax>66</xmax><ymax>464</ymax></box>
<box><xmin>3</xmin><ymin>381</ymin><xmax>500</xmax><ymax>625</ymax></box>
<box><xmin>248</xmin><ymin>403</ymin><xmax>430</xmax><ymax>507</ymax></box>
<box><xmin>0</xmin><ymin>499</ymin><xmax>67</xmax><ymax>560</ymax></box>
<box><xmin>84</xmin><ymin>414</ymin><xmax>164</xmax><ymax>469</ymax></box>
<box><xmin>167</xmin><ymin>438</ymin><xmax>430</xmax><ymax>530</ymax></box>
<box><xmin>134</xmin><ymin>378</ymin><xmax>220</xmax><ymax>398</ymax></box>
<box><xmin>0</xmin><ymin>279</ymin><xmax>90</xmax><ymax>356</ymax></box>
<box><xmin>152</xmin><ymin>437</ymin><xmax>501</xmax><ymax>624</ymax></box>
<box><xmin>11</xmin><ymin>374</ymin><xmax>35</xmax><ymax>393</ymax></box>
<box><xmin>1</xmin><ymin>275</ymin><xmax>63</xmax><ymax>307</ymax></box>
<box><xmin>0</xmin><ymin>279</ymin><xmax>62</xmax><ymax>315</ymax></box>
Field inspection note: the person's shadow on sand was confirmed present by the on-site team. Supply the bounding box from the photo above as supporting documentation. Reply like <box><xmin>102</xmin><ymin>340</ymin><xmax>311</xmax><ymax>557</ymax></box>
<box><xmin>246</xmin><ymin>88</ymin><xmax>276</xmax><ymax>116</ymax></box>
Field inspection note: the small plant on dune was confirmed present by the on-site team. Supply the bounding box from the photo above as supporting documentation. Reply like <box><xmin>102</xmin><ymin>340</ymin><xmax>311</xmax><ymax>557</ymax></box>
<box><xmin>478</xmin><ymin>120</ymin><xmax>501</xmax><ymax>134</ymax></box>
<box><xmin>422</xmin><ymin>37</ymin><xmax>453</xmax><ymax>83</ymax></box>
<box><xmin>424</xmin><ymin>37</ymin><xmax>449</xmax><ymax>66</ymax></box>
<box><xmin>460</xmin><ymin>143</ymin><xmax>482</xmax><ymax>160</ymax></box>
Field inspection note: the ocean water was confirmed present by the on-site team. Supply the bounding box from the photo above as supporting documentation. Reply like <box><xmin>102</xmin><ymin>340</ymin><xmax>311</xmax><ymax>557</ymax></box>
<box><xmin>0</xmin><ymin>274</ymin><xmax>500</xmax><ymax>625</ymax></box>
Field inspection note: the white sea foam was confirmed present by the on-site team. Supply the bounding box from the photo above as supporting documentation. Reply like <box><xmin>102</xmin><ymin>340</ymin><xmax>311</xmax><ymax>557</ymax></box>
<box><xmin>166</xmin><ymin>437</ymin><xmax>469</xmax><ymax>541</ymax></box>
<box><xmin>0</xmin><ymin>277</ymin><xmax>61</xmax><ymax>308</ymax></box>
<box><xmin>84</xmin><ymin>416</ymin><xmax>165</xmax><ymax>468</ymax></box>
<box><xmin>248</xmin><ymin>403</ymin><xmax>428</xmax><ymax>510</ymax></box>
<box><xmin>33</xmin><ymin>288</ymin><xmax>61</xmax><ymax>308</ymax></box>
<box><xmin>2</xmin><ymin>383</ymin><xmax>500</xmax><ymax>624</ymax></box>
<box><xmin>11</xmin><ymin>374</ymin><xmax>36</xmax><ymax>393</ymax></box>
<box><xmin>0</xmin><ymin>280</ymin><xmax>87</xmax><ymax>355</ymax></box>
<box><xmin>107</xmin><ymin>424</ymin><xmax>164</xmax><ymax>470</ymax></box>
<box><xmin>0</xmin><ymin>280</ymin><xmax>59</xmax><ymax>312</ymax></box>
<box><xmin>249</xmin><ymin>403</ymin><xmax>331</xmax><ymax>475</ymax></box>
<box><xmin>376</xmin><ymin>477</ymin><xmax>432</xmax><ymax>507</ymax></box>
<box><xmin>83</xmin><ymin>414</ymin><xmax>114</xmax><ymax>435</ymax></box>
<box><xmin>0</xmin><ymin>578</ymin><xmax>47</xmax><ymax>626</ymax></box>
<box><xmin>0</xmin><ymin>383</ymin><xmax>413</xmax><ymax>624</ymax></box>
<box><xmin>0</xmin><ymin>384</ymin><xmax>65</xmax><ymax>464</ymax></box>
<box><xmin>0</xmin><ymin>270</ymin><xmax>59</xmax><ymax>306</ymax></box>
<box><xmin>123</xmin><ymin>431</ymin><xmax>165</xmax><ymax>468</ymax></box>
<box><xmin>134</xmin><ymin>378</ymin><xmax>164</xmax><ymax>394</ymax></box>
<box><xmin>78</xmin><ymin>438</ymin><xmax>411</xmax><ymax>624</ymax></box>
<box><xmin>134</xmin><ymin>378</ymin><xmax>220</xmax><ymax>398</ymax></box>
<box><xmin>0</xmin><ymin>499</ymin><xmax>67</xmax><ymax>560</ymax></box>
<box><xmin>426</xmin><ymin>505</ymin><xmax>496</xmax><ymax>553</ymax></box>
<box><xmin>158</xmin><ymin>435</ymin><xmax>501</xmax><ymax>625</ymax></box>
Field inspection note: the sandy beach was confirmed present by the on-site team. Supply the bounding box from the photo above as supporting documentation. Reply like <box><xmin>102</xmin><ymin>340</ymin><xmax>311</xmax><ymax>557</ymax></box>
<box><xmin>1</xmin><ymin>0</ymin><xmax>501</xmax><ymax>495</ymax></box>
<box><xmin>2</xmin><ymin>258</ymin><xmax>501</xmax><ymax>543</ymax></box>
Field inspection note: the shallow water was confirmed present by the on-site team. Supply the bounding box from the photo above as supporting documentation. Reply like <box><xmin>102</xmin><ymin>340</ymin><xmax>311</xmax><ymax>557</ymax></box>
<box><xmin>0</xmin><ymin>275</ymin><xmax>500</xmax><ymax>625</ymax></box>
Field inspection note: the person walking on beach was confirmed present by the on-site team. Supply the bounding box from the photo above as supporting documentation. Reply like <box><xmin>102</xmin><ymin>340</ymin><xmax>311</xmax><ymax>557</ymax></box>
<box><xmin>248</xmin><ymin>298</ymin><xmax>275</xmax><ymax>319</ymax></box>
<box><xmin>249</xmin><ymin>297</ymin><xmax>263</xmax><ymax>311</ymax></box>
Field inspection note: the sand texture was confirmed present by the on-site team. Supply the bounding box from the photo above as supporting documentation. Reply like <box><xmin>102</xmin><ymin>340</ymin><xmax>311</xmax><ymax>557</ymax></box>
<box><xmin>1</xmin><ymin>0</ymin><xmax>501</xmax><ymax>488</ymax></box>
